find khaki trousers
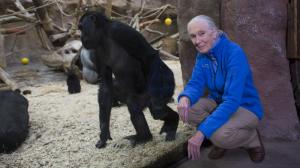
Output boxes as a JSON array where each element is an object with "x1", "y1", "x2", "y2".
[{"x1": 188, "y1": 98, "x2": 260, "y2": 149}]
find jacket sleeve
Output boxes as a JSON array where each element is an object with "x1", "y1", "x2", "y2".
[
  {"x1": 198, "y1": 47, "x2": 250, "y2": 138},
  {"x1": 178, "y1": 56, "x2": 205, "y2": 105}
]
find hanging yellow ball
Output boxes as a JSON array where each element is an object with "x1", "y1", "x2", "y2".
[
  {"x1": 164, "y1": 17, "x2": 172, "y2": 26},
  {"x1": 21, "y1": 57, "x2": 29, "y2": 65}
]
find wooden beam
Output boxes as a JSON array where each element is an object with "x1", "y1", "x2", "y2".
[
  {"x1": 106, "y1": 0, "x2": 112, "y2": 18},
  {"x1": 70, "y1": 0, "x2": 83, "y2": 37},
  {"x1": 6, "y1": 9, "x2": 36, "y2": 23},
  {"x1": 0, "y1": 33, "x2": 6, "y2": 68},
  {"x1": 32, "y1": 0, "x2": 55, "y2": 35},
  {"x1": 0, "y1": 26, "x2": 27, "y2": 34}
]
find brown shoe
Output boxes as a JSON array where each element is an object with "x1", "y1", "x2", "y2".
[
  {"x1": 246, "y1": 130, "x2": 265, "y2": 163},
  {"x1": 208, "y1": 146, "x2": 226, "y2": 160}
]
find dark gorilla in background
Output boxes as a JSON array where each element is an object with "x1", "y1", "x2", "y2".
[
  {"x1": 0, "y1": 90, "x2": 29, "y2": 153},
  {"x1": 76, "y1": 11, "x2": 179, "y2": 148}
]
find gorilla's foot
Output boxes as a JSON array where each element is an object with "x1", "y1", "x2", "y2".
[
  {"x1": 96, "y1": 134, "x2": 112, "y2": 148},
  {"x1": 160, "y1": 115, "x2": 179, "y2": 141},
  {"x1": 95, "y1": 140, "x2": 107, "y2": 148},
  {"x1": 67, "y1": 74, "x2": 81, "y2": 94},
  {"x1": 124, "y1": 134, "x2": 153, "y2": 146},
  {"x1": 160, "y1": 124, "x2": 177, "y2": 141}
]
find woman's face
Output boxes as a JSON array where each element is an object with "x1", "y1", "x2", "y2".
[{"x1": 188, "y1": 20, "x2": 218, "y2": 54}]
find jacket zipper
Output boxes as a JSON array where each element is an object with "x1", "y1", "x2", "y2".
[{"x1": 209, "y1": 55, "x2": 221, "y2": 103}]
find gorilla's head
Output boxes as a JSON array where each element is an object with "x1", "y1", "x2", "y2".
[{"x1": 78, "y1": 11, "x2": 109, "y2": 49}]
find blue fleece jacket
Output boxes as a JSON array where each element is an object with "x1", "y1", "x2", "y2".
[{"x1": 178, "y1": 33, "x2": 263, "y2": 138}]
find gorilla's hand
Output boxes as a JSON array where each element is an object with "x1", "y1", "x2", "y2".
[{"x1": 67, "y1": 74, "x2": 81, "y2": 94}]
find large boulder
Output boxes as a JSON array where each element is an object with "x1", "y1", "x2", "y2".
[{"x1": 221, "y1": 0, "x2": 299, "y2": 140}]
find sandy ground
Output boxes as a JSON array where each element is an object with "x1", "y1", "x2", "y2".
[{"x1": 0, "y1": 60, "x2": 194, "y2": 168}]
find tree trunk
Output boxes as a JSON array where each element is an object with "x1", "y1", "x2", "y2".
[{"x1": 32, "y1": 0, "x2": 55, "y2": 35}]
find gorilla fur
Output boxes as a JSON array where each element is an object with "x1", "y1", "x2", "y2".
[
  {"x1": 0, "y1": 90, "x2": 29, "y2": 153},
  {"x1": 78, "y1": 11, "x2": 179, "y2": 148}
]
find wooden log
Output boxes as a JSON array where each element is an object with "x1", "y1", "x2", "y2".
[
  {"x1": 106, "y1": 0, "x2": 113, "y2": 18},
  {"x1": 70, "y1": 0, "x2": 83, "y2": 37},
  {"x1": 15, "y1": 0, "x2": 31, "y2": 17},
  {"x1": 35, "y1": 25, "x2": 53, "y2": 50},
  {"x1": 6, "y1": 9, "x2": 36, "y2": 23},
  {"x1": 0, "y1": 34, "x2": 6, "y2": 68},
  {"x1": 139, "y1": 19, "x2": 160, "y2": 29},
  {"x1": 0, "y1": 16, "x2": 24, "y2": 24},
  {"x1": 0, "y1": 26, "x2": 27, "y2": 34},
  {"x1": 0, "y1": 67, "x2": 17, "y2": 90},
  {"x1": 32, "y1": 0, "x2": 55, "y2": 35}
]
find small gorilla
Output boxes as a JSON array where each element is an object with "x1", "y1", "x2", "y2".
[
  {"x1": 77, "y1": 11, "x2": 179, "y2": 148},
  {"x1": 0, "y1": 90, "x2": 29, "y2": 153}
]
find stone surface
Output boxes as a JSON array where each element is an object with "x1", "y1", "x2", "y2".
[
  {"x1": 221, "y1": 0, "x2": 299, "y2": 140},
  {"x1": 177, "y1": 0, "x2": 221, "y2": 84},
  {"x1": 176, "y1": 139, "x2": 300, "y2": 168}
]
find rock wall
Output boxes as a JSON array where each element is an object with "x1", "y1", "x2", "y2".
[
  {"x1": 177, "y1": 0, "x2": 299, "y2": 140},
  {"x1": 222, "y1": 0, "x2": 298, "y2": 139},
  {"x1": 177, "y1": 0, "x2": 221, "y2": 84},
  {"x1": 221, "y1": 0, "x2": 299, "y2": 140}
]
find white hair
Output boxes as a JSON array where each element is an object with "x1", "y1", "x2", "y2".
[{"x1": 187, "y1": 15, "x2": 218, "y2": 31}]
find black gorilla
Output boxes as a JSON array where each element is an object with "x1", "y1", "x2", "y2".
[
  {"x1": 67, "y1": 47, "x2": 125, "y2": 107},
  {"x1": 0, "y1": 90, "x2": 29, "y2": 153},
  {"x1": 78, "y1": 11, "x2": 179, "y2": 148}
]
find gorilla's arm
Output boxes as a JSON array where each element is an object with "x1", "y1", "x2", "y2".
[
  {"x1": 80, "y1": 48, "x2": 99, "y2": 84},
  {"x1": 96, "y1": 66, "x2": 113, "y2": 148}
]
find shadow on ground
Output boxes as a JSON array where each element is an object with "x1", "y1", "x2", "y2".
[{"x1": 173, "y1": 139, "x2": 300, "y2": 168}]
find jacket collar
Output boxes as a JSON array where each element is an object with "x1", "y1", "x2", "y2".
[{"x1": 197, "y1": 32, "x2": 228, "y2": 60}]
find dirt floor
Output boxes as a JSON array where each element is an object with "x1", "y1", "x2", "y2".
[{"x1": 0, "y1": 60, "x2": 194, "y2": 168}]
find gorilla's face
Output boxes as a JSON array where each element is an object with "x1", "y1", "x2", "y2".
[
  {"x1": 78, "y1": 14, "x2": 100, "y2": 49},
  {"x1": 78, "y1": 12, "x2": 108, "y2": 49}
]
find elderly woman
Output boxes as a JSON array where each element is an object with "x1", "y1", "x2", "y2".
[{"x1": 177, "y1": 15, "x2": 265, "y2": 163}]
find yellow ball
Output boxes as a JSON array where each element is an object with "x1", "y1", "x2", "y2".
[
  {"x1": 21, "y1": 57, "x2": 29, "y2": 65},
  {"x1": 164, "y1": 17, "x2": 172, "y2": 26}
]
